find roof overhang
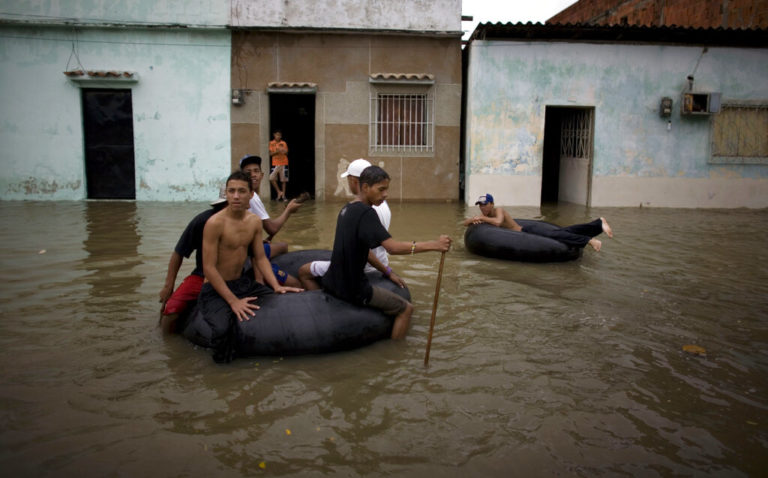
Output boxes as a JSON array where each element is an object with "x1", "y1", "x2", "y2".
[
  {"x1": 468, "y1": 22, "x2": 768, "y2": 48},
  {"x1": 369, "y1": 73, "x2": 435, "y2": 85},
  {"x1": 267, "y1": 82, "x2": 318, "y2": 94}
]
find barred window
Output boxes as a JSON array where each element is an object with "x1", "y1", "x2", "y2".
[
  {"x1": 370, "y1": 91, "x2": 433, "y2": 154},
  {"x1": 560, "y1": 108, "x2": 593, "y2": 159},
  {"x1": 710, "y1": 102, "x2": 768, "y2": 164}
]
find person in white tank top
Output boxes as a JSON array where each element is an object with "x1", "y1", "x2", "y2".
[{"x1": 297, "y1": 158, "x2": 405, "y2": 290}]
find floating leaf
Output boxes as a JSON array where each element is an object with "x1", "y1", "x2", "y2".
[
  {"x1": 285, "y1": 429, "x2": 291, "y2": 436},
  {"x1": 682, "y1": 344, "x2": 707, "y2": 356},
  {"x1": 39, "y1": 249, "x2": 46, "y2": 254},
  {"x1": 259, "y1": 462, "x2": 266, "y2": 469}
]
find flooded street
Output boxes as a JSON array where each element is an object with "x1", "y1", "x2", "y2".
[{"x1": 1, "y1": 199, "x2": 766, "y2": 477}]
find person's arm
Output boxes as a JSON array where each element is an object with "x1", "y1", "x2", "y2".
[
  {"x1": 465, "y1": 207, "x2": 520, "y2": 229},
  {"x1": 381, "y1": 235, "x2": 451, "y2": 255},
  {"x1": 464, "y1": 212, "x2": 499, "y2": 226},
  {"x1": 202, "y1": 218, "x2": 259, "y2": 321},
  {"x1": 262, "y1": 199, "x2": 302, "y2": 237},
  {"x1": 158, "y1": 251, "x2": 183, "y2": 303},
  {"x1": 482, "y1": 208, "x2": 506, "y2": 226},
  {"x1": 366, "y1": 250, "x2": 405, "y2": 288},
  {"x1": 468, "y1": 207, "x2": 505, "y2": 227}
]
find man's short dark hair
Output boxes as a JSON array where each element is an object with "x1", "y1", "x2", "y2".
[
  {"x1": 239, "y1": 155, "x2": 262, "y2": 169},
  {"x1": 227, "y1": 171, "x2": 253, "y2": 191},
  {"x1": 359, "y1": 165, "x2": 390, "y2": 187}
]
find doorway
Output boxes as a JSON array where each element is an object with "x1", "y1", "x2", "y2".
[
  {"x1": 268, "y1": 93, "x2": 316, "y2": 200},
  {"x1": 82, "y1": 88, "x2": 135, "y2": 199},
  {"x1": 541, "y1": 106, "x2": 594, "y2": 206}
]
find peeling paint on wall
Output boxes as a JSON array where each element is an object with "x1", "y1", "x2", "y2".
[
  {"x1": 230, "y1": 0, "x2": 461, "y2": 33},
  {"x1": 334, "y1": 158, "x2": 351, "y2": 197},
  {"x1": 466, "y1": 40, "x2": 768, "y2": 207},
  {"x1": 0, "y1": 25, "x2": 231, "y2": 201}
]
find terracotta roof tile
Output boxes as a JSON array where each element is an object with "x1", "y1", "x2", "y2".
[
  {"x1": 63, "y1": 70, "x2": 135, "y2": 78},
  {"x1": 267, "y1": 82, "x2": 317, "y2": 89},
  {"x1": 370, "y1": 73, "x2": 434, "y2": 81}
]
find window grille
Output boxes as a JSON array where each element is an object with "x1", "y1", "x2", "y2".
[
  {"x1": 710, "y1": 103, "x2": 768, "y2": 164},
  {"x1": 370, "y1": 92, "x2": 433, "y2": 153},
  {"x1": 560, "y1": 109, "x2": 593, "y2": 159}
]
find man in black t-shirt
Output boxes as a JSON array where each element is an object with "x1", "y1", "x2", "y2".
[
  {"x1": 158, "y1": 186, "x2": 228, "y2": 334},
  {"x1": 323, "y1": 166, "x2": 452, "y2": 339}
]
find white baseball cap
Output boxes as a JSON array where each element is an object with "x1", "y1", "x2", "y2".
[
  {"x1": 340, "y1": 158, "x2": 372, "y2": 178},
  {"x1": 210, "y1": 183, "x2": 227, "y2": 206}
]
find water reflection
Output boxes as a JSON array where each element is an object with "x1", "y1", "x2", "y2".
[{"x1": 80, "y1": 201, "x2": 142, "y2": 313}]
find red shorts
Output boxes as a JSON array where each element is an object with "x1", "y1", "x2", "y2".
[{"x1": 163, "y1": 274, "x2": 204, "y2": 315}]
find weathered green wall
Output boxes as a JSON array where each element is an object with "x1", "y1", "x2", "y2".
[
  {"x1": 465, "y1": 40, "x2": 768, "y2": 208},
  {"x1": 0, "y1": 25, "x2": 231, "y2": 200},
  {"x1": 0, "y1": 0, "x2": 228, "y2": 26}
]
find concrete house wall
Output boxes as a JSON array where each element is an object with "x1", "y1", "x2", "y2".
[
  {"x1": 0, "y1": 1, "x2": 231, "y2": 201},
  {"x1": 464, "y1": 29, "x2": 768, "y2": 208},
  {"x1": 229, "y1": 0, "x2": 463, "y2": 202}
]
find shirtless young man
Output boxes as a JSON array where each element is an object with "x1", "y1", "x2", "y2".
[
  {"x1": 464, "y1": 193, "x2": 613, "y2": 251},
  {"x1": 157, "y1": 185, "x2": 228, "y2": 334},
  {"x1": 201, "y1": 171, "x2": 302, "y2": 361}
]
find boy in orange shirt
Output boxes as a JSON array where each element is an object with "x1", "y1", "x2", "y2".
[{"x1": 268, "y1": 130, "x2": 289, "y2": 201}]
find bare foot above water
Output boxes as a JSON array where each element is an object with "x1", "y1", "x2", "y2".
[{"x1": 601, "y1": 217, "x2": 613, "y2": 238}]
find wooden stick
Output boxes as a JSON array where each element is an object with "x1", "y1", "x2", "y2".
[{"x1": 424, "y1": 251, "x2": 447, "y2": 367}]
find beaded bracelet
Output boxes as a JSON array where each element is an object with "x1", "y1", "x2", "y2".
[
  {"x1": 410, "y1": 241, "x2": 416, "y2": 255},
  {"x1": 384, "y1": 266, "x2": 392, "y2": 277}
]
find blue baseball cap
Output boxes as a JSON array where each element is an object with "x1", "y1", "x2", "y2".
[{"x1": 475, "y1": 194, "x2": 494, "y2": 205}]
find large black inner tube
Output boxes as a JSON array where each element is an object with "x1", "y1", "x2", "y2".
[
  {"x1": 179, "y1": 249, "x2": 411, "y2": 356},
  {"x1": 464, "y1": 221, "x2": 582, "y2": 263}
]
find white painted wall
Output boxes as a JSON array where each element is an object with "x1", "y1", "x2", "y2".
[
  {"x1": 231, "y1": 0, "x2": 462, "y2": 33},
  {"x1": 0, "y1": 26, "x2": 231, "y2": 200},
  {"x1": 465, "y1": 40, "x2": 768, "y2": 208},
  {"x1": 0, "y1": 0, "x2": 229, "y2": 27},
  {"x1": 559, "y1": 157, "x2": 589, "y2": 204}
]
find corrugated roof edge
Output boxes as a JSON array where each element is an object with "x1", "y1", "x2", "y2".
[{"x1": 467, "y1": 22, "x2": 768, "y2": 48}]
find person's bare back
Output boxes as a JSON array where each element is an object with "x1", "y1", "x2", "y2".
[
  {"x1": 463, "y1": 200, "x2": 522, "y2": 231},
  {"x1": 497, "y1": 208, "x2": 523, "y2": 231}
]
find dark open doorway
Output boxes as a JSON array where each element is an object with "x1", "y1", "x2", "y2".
[
  {"x1": 268, "y1": 93, "x2": 315, "y2": 200},
  {"x1": 82, "y1": 88, "x2": 135, "y2": 199},
  {"x1": 541, "y1": 106, "x2": 594, "y2": 207}
]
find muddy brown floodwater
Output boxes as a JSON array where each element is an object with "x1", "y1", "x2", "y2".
[{"x1": 0, "y1": 200, "x2": 766, "y2": 477}]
